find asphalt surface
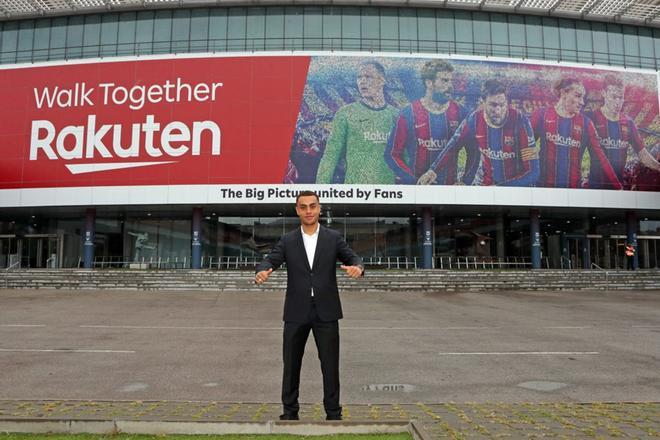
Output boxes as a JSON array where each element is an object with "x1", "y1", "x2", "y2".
[{"x1": 1, "y1": 288, "x2": 659, "y2": 405}]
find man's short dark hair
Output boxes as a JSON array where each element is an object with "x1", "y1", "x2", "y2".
[
  {"x1": 603, "y1": 74, "x2": 624, "y2": 91},
  {"x1": 359, "y1": 60, "x2": 386, "y2": 78},
  {"x1": 481, "y1": 79, "x2": 508, "y2": 100},
  {"x1": 296, "y1": 190, "x2": 320, "y2": 205},
  {"x1": 554, "y1": 77, "x2": 582, "y2": 96},
  {"x1": 420, "y1": 59, "x2": 454, "y2": 83}
]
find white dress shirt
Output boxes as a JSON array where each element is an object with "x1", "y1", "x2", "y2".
[{"x1": 301, "y1": 223, "x2": 320, "y2": 296}]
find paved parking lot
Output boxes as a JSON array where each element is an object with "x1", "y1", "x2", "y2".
[
  {"x1": 1, "y1": 287, "x2": 659, "y2": 437},
  {"x1": 1, "y1": 288, "x2": 659, "y2": 404}
]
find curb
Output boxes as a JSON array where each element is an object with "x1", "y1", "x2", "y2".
[
  {"x1": 408, "y1": 421, "x2": 432, "y2": 440},
  {"x1": 0, "y1": 418, "x2": 424, "y2": 437}
]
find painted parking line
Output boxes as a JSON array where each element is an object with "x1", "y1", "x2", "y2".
[
  {"x1": 438, "y1": 351, "x2": 599, "y2": 356},
  {"x1": 343, "y1": 327, "x2": 498, "y2": 330},
  {"x1": 542, "y1": 326, "x2": 593, "y2": 329},
  {"x1": 80, "y1": 325, "x2": 282, "y2": 330},
  {"x1": 0, "y1": 325, "x2": 47, "y2": 328},
  {"x1": 80, "y1": 325, "x2": 496, "y2": 331},
  {"x1": 0, "y1": 349, "x2": 135, "y2": 353}
]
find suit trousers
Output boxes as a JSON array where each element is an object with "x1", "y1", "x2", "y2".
[{"x1": 281, "y1": 298, "x2": 341, "y2": 417}]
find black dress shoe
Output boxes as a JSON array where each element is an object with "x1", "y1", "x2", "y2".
[
  {"x1": 326, "y1": 414, "x2": 342, "y2": 421},
  {"x1": 279, "y1": 413, "x2": 299, "y2": 420}
]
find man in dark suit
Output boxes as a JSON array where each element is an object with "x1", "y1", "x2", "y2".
[{"x1": 255, "y1": 190, "x2": 364, "y2": 421}]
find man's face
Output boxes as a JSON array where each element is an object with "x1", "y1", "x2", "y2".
[
  {"x1": 484, "y1": 93, "x2": 508, "y2": 126},
  {"x1": 560, "y1": 83, "x2": 585, "y2": 116},
  {"x1": 603, "y1": 85, "x2": 625, "y2": 115},
  {"x1": 426, "y1": 71, "x2": 453, "y2": 97},
  {"x1": 357, "y1": 64, "x2": 385, "y2": 101},
  {"x1": 296, "y1": 195, "x2": 321, "y2": 227}
]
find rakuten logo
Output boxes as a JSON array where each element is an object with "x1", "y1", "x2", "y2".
[
  {"x1": 481, "y1": 149, "x2": 516, "y2": 160},
  {"x1": 545, "y1": 133, "x2": 581, "y2": 149},
  {"x1": 600, "y1": 137, "x2": 629, "y2": 150},
  {"x1": 363, "y1": 131, "x2": 389, "y2": 143},
  {"x1": 417, "y1": 138, "x2": 447, "y2": 151},
  {"x1": 30, "y1": 115, "x2": 221, "y2": 174}
]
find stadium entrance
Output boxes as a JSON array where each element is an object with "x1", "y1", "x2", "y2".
[
  {"x1": 0, "y1": 234, "x2": 62, "y2": 269},
  {"x1": 551, "y1": 235, "x2": 660, "y2": 270},
  {"x1": 639, "y1": 237, "x2": 660, "y2": 269}
]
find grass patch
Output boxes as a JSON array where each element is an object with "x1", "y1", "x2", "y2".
[{"x1": 0, "y1": 434, "x2": 412, "y2": 440}]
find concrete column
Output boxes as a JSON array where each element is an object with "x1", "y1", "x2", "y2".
[
  {"x1": 530, "y1": 209, "x2": 541, "y2": 269},
  {"x1": 421, "y1": 207, "x2": 433, "y2": 269},
  {"x1": 626, "y1": 210, "x2": 638, "y2": 270},
  {"x1": 83, "y1": 208, "x2": 95, "y2": 269},
  {"x1": 192, "y1": 207, "x2": 203, "y2": 269}
]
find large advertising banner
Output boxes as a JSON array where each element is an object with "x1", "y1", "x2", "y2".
[
  {"x1": 0, "y1": 53, "x2": 659, "y2": 208},
  {"x1": 288, "y1": 56, "x2": 660, "y2": 192}
]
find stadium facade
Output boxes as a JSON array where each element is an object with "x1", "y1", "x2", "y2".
[{"x1": 0, "y1": 0, "x2": 659, "y2": 271}]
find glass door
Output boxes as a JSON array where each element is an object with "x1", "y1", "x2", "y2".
[
  {"x1": 567, "y1": 238, "x2": 582, "y2": 269},
  {"x1": 638, "y1": 238, "x2": 659, "y2": 269},
  {"x1": 0, "y1": 235, "x2": 17, "y2": 268},
  {"x1": 20, "y1": 235, "x2": 62, "y2": 268}
]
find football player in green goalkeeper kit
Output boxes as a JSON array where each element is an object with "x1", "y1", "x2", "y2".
[{"x1": 316, "y1": 60, "x2": 399, "y2": 184}]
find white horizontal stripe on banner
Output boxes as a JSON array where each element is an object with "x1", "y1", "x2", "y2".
[{"x1": 65, "y1": 161, "x2": 176, "y2": 174}]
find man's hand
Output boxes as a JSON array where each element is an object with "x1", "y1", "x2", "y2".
[
  {"x1": 340, "y1": 265, "x2": 363, "y2": 279},
  {"x1": 417, "y1": 170, "x2": 437, "y2": 185},
  {"x1": 255, "y1": 268, "x2": 273, "y2": 285}
]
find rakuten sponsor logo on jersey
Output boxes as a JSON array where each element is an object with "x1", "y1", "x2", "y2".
[
  {"x1": 29, "y1": 78, "x2": 223, "y2": 174},
  {"x1": 545, "y1": 133, "x2": 581, "y2": 149},
  {"x1": 417, "y1": 138, "x2": 448, "y2": 151},
  {"x1": 600, "y1": 137, "x2": 630, "y2": 150},
  {"x1": 480, "y1": 149, "x2": 516, "y2": 160},
  {"x1": 363, "y1": 131, "x2": 389, "y2": 144}
]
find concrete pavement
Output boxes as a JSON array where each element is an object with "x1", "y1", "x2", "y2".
[{"x1": 1, "y1": 288, "x2": 659, "y2": 437}]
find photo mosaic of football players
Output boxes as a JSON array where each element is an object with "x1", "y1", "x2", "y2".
[
  {"x1": 531, "y1": 77, "x2": 622, "y2": 189},
  {"x1": 384, "y1": 60, "x2": 469, "y2": 184},
  {"x1": 417, "y1": 79, "x2": 539, "y2": 186},
  {"x1": 285, "y1": 55, "x2": 658, "y2": 191},
  {"x1": 316, "y1": 61, "x2": 399, "y2": 184},
  {"x1": 586, "y1": 74, "x2": 660, "y2": 189}
]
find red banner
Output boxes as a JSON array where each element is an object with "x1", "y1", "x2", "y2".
[{"x1": 0, "y1": 56, "x2": 310, "y2": 189}]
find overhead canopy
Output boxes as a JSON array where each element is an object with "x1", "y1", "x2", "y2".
[{"x1": 0, "y1": 0, "x2": 658, "y2": 28}]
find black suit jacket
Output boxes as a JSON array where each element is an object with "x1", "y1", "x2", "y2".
[{"x1": 256, "y1": 225, "x2": 363, "y2": 322}]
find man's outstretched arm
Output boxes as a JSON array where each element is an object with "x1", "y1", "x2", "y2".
[
  {"x1": 336, "y1": 234, "x2": 364, "y2": 279},
  {"x1": 255, "y1": 236, "x2": 285, "y2": 284}
]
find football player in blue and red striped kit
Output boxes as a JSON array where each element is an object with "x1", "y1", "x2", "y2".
[
  {"x1": 587, "y1": 74, "x2": 660, "y2": 189},
  {"x1": 385, "y1": 60, "x2": 473, "y2": 184},
  {"x1": 530, "y1": 77, "x2": 622, "y2": 189},
  {"x1": 417, "y1": 79, "x2": 539, "y2": 187}
]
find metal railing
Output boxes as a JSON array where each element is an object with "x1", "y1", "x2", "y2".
[
  {"x1": 362, "y1": 256, "x2": 418, "y2": 269},
  {"x1": 433, "y1": 255, "x2": 545, "y2": 270},
  {"x1": 80, "y1": 255, "x2": 192, "y2": 269},
  {"x1": 207, "y1": 256, "x2": 262, "y2": 270},
  {"x1": 3, "y1": 260, "x2": 21, "y2": 288},
  {"x1": 83, "y1": 255, "x2": 261, "y2": 269},
  {"x1": 4, "y1": 260, "x2": 20, "y2": 271},
  {"x1": 69, "y1": 254, "x2": 644, "y2": 271}
]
